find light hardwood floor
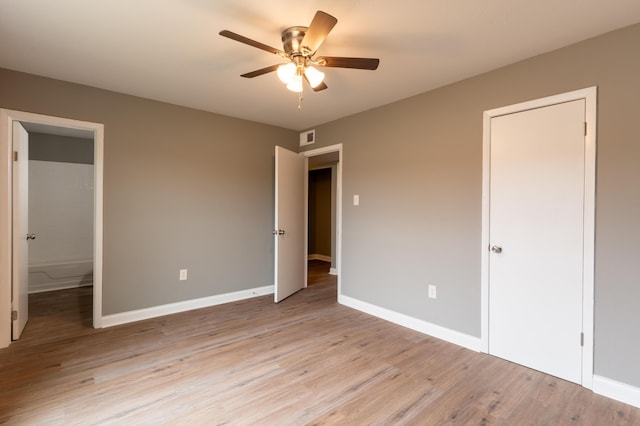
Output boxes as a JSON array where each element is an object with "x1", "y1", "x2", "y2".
[{"x1": 1, "y1": 260, "x2": 638, "y2": 425}]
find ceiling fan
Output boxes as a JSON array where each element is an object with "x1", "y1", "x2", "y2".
[{"x1": 219, "y1": 10, "x2": 380, "y2": 94}]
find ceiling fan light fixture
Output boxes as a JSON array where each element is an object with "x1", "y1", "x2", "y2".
[
  {"x1": 286, "y1": 74, "x2": 303, "y2": 92},
  {"x1": 304, "y1": 65, "x2": 325, "y2": 88},
  {"x1": 277, "y1": 63, "x2": 296, "y2": 84},
  {"x1": 220, "y1": 10, "x2": 379, "y2": 99}
]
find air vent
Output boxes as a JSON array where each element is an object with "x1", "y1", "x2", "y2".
[{"x1": 300, "y1": 129, "x2": 315, "y2": 146}]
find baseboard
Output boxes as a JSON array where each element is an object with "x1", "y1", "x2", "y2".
[
  {"x1": 29, "y1": 260, "x2": 93, "y2": 294},
  {"x1": 338, "y1": 294, "x2": 481, "y2": 352},
  {"x1": 329, "y1": 268, "x2": 337, "y2": 276},
  {"x1": 308, "y1": 254, "x2": 331, "y2": 262},
  {"x1": 593, "y1": 375, "x2": 640, "y2": 408},
  {"x1": 101, "y1": 285, "x2": 274, "y2": 328},
  {"x1": 30, "y1": 282, "x2": 93, "y2": 294}
]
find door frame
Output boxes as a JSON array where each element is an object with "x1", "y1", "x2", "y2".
[
  {"x1": 302, "y1": 144, "x2": 342, "y2": 296},
  {"x1": 0, "y1": 109, "x2": 104, "y2": 348},
  {"x1": 480, "y1": 87, "x2": 597, "y2": 388}
]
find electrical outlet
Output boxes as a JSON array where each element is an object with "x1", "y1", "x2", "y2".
[
  {"x1": 353, "y1": 194, "x2": 360, "y2": 206},
  {"x1": 179, "y1": 269, "x2": 188, "y2": 281},
  {"x1": 428, "y1": 285, "x2": 437, "y2": 299}
]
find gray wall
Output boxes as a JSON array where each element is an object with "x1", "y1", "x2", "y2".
[
  {"x1": 29, "y1": 132, "x2": 94, "y2": 164},
  {"x1": 0, "y1": 67, "x2": 298, "y2": 314},
  {"x1": 303, "y1": 23, "x2": 640, "y2": 388},
  {"x1": 308, "y1": 168, "x2": 332, "y2": 257},
  {"x1": 3, "y1": 22, "x2": 640, "y2": 390}
]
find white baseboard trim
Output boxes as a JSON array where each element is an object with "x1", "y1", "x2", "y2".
[
  {"x1": 593, "y1": 375, "x2": 640, "y2": 408},
  {"x1": 308, "y1": 254, "x2": 331, "y2": 262},
  {"x1": 338, "y1": 294, "x2": 481, "y2": 352},
  {"x1": 29, "y1": 281, "x2": 93, "y2": 294},
  {"x1": 329, "y1": 268, "x2": 337, "y2": 276},
  {"x1": 101, "y1": 285, "x2": 274, "y2": 328}
]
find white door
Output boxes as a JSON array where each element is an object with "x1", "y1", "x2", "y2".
[
  {"x1": 274, "y1": 146, "x2": 307, "y2": 302},
  {"x1": 12, "y1": 121, "x2": 29, "y2": 339},
  {"x1": 488, "y1": 100, "x2": 585, "y2": 384}
]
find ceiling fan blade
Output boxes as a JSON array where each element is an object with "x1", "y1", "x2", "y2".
[
  {"x1": 241, "y1": 64, "x2": 281, "y2": 78},
  {"x1": 304, "y1": 75, "x2": 328, "y2": 92},
  {"x1": 300, "y1": 11, "x2": 338, "y2": 55},
  {"x1": 312, "y1": 81, "x2": 328, "y2": 92},
  {"x1": 316, "y1": 56, "x2": 380, "y2": 70},
  {"x1": 219, "y1": 30, "x2": 286, "y2": 57}
]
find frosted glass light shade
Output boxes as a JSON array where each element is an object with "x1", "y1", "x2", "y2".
[
  {"x1": 304, "y1": 66, "x2": 325, "y2": 88},
  {"x1": 277, "y1": 63, "x2": 296, "y2": 84},
  {"x1": 286, "y1": 74, "x2": 303, "y2": 92}
]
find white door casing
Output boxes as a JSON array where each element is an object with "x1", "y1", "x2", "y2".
[
  {"x1": 0, "y1": 109, "x2": 104, "y2": 348},
  {"x1": 12, "y1": 122, "x2": 29, "y2": 339},
  {"x1": 274, "y1": 146, "x2": 307, "y2": 302},
  {"x1": 481, "y1": 87, "x2": 597, "y2": 388}
]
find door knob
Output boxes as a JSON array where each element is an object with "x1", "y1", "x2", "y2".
[
  {"x1": 491, "y1": 245, "x2": 502, "y2": 253},
  {"x1": 26, "y1": 233, "x2": 36, "y2": 241},
  {"x1": 272, "y1": 229, "x2": 285, "y2": 235}
]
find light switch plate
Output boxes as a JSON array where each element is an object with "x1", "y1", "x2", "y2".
[{"x1": 428, "y1": 285, "x2": 437, "y2": 299}]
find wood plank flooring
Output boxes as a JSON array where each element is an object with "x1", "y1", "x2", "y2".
[{"x1": 0, "y1": 260, "x2": 638, "y2": 425}]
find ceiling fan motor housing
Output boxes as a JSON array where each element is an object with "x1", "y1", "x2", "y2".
[{"x1": 281, "y1": 26, "x2": 309, "y2": 57}]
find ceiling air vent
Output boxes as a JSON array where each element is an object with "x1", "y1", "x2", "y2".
[{"x1": 300, "y1": 129, "x2": 315, "y2": 146}]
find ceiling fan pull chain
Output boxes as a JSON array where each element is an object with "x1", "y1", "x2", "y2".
[{"x1": 298, "y1": 91, "x2": 303, "y2": 110}]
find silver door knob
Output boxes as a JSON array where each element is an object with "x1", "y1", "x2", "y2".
[
  {"x1": 278, "y1": 230, "x2": 285, "y2": 235},
  {"x1": 491, "y1": 245, "x2": 502, "y2": 253},
  {"x1": 26, "y1": 233, "x2": 36, "y2": 241}
]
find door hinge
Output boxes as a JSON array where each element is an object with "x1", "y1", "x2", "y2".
[
  {"x1": 584, "y1": 122, "x2": 587, "y2": 136},
  {"x1": 11, "y1": 310, "x2": 17, "y2": 321},
  {"x1": 13, "y1": 151, "x2": 18, "y2": 162},
  {"x1": 580, "y1": 332, "x2": 584, "y2": 347}
]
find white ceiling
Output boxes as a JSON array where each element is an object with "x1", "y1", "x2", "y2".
[{"x1": 1, "y1": 1, "x2": 640, "y2": 131}]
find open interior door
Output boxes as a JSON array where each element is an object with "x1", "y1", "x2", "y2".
[
  {"x1": 274, "y1": 146, "x2": 307, "y2": 302},
  {"x1": 12, "y1": 121, "x2": 29, "y2": 339}
]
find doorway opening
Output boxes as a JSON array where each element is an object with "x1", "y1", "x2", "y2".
[
  {"x1": 25, "y1": 124, "x2": 95, "y2": 329},
  {"x1": 0, "y1": 109, "x2": 104, "y2": 348},
  {"x1": 303, "y1": 144, "x2": 342, "y2": 298}
]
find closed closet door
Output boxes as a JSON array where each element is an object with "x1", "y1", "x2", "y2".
[{"x1": 488, "y1": 100, "x2": 585, "y2": 384}]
